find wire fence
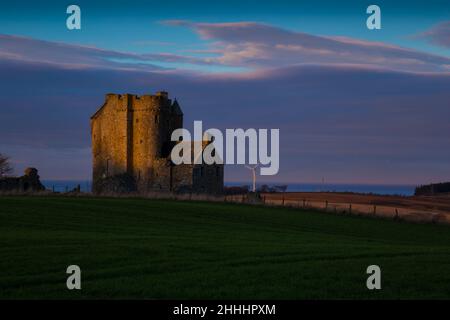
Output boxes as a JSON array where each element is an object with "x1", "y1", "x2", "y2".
[
  {"x1": 42, "y1": 181, "x2": 92, "y2": 193},
  {"x1": 224, "y1": 193, "x2": 449, "y2": 225}
]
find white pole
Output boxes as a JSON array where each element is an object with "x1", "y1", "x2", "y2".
[
  {"x1": 246, "y1": 165, "x2": 258, "y2": 193},
  {"x1": 252, "y1": 168, "x2": 256, "y2": 192}
]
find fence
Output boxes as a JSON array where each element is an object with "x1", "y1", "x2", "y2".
[
  {"x1": 43, "y1": 181, "x2": 91, "y2": 193},
  {"x1": 1, "y1": 188, "x2": 448, "y2": 225},
  {"x1": 224, "y1": 193, "x2": 449, "y2": 225}
]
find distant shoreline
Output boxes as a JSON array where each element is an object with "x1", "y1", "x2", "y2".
[
  {"x1": 226, "y1": 182, "x2": 416, "y2": 196},
  {"x1": 42, "y1": 180, "x2": 416, "y2": 196}
]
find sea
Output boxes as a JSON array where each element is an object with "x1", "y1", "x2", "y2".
[{"x1": 42, "y1": 180, "x2": 416, "y2": 196}]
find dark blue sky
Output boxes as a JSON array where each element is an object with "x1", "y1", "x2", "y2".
[{"x1": 0, "y1": 1, "x2": 449, "y2": 184}]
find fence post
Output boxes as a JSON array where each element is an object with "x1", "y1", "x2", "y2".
[
  {"x1": 373, "y1": 205, "x2": 377, "y2": 216},
  {"x1": 325, "y1": 200, "x2": 328, "y2": 210},
  {"x1": 394, "y1": 208, "x2": 399, "y2": 220},
  {"x1": 303, "y1": 199, "x2": 306, "y2": 208},
  {"x1": 349, "y1": 204, "x2": 352, "y2": 214}
]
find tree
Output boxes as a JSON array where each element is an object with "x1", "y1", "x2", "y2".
[{"x1": 0, "y1": 153, "x2": 13, "y2": 177}]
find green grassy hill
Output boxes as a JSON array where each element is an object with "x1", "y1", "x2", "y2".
[{"x1": 0, "y1": 196, "x2": 449, "y2": 299}]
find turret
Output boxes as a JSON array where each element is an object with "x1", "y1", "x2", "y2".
[{"x1": 171, "y1": 99, "x2": 183, "y2": 129}]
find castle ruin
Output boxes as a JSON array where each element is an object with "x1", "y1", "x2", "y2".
[
  {"x1": 90, "y1": 91, "x2": 223, "y2": 194},
  {"x1": 0, "y1": 168, "x2": 45, "y2": 192}
]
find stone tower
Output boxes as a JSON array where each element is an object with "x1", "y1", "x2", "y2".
[{"x1": 91, "y1": 91, "x2": 223, "y2": 194}]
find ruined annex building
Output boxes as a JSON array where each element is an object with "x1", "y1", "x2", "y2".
[{"x1": 91, "y1": 91, "x2": 223, "y2": 194}]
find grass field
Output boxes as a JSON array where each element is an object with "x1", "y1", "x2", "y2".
[{"x1": 0, "y1": 196, "x2": 450, "y2": 299}]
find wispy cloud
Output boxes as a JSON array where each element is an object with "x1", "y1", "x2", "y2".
[
  {"x1": 162, "y1": 20, "x2": 450, "y2": 72},
  {"x1": 414, "y1": 21, "x2": 450, "y2": 48},
  {"x1": 0, "y1": 34, "x2": 239, "y2": 73},
  {"x1": 0, "y1": 34, "x2": 167, "y2": 71},
  {"x1": 3, "y1": 20, "x2": 450, "y2": 74}
]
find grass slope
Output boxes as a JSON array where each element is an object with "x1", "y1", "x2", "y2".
[{"x1": 0, "y1": 196, "x2": 449, "y2": 299}]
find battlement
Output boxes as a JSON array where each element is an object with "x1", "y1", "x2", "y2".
[
  {"x1": 105, "y1": 91, "x2": 170, "y2": 102},
  {"x1": 92, "y1": 91, "x2": 177, "y2": 120}
]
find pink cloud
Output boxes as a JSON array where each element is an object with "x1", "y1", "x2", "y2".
[
  {"x1": 162, "y1": 20, "x2": 450, "y2": 72},
  {"x1": 414, "y1": 21, "x2": 450, "y2": 48},
  {"x1": 0, "y1": 34, "x2": 167, "y2": 71}
]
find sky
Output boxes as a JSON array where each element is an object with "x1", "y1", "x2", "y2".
[{"x1": 0, "y1": 0, "x2": 449, "y2": 185}]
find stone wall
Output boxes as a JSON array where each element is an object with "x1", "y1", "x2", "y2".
[
  {"x1": 172, "y1": 164, "x2": 194, "y2": 192},
  {"x1": 0, "y1": 168, "x2": 45, "y2": 192},
  {"x1": 192, "y1": 164, "x2": 224, "y2": 194}
]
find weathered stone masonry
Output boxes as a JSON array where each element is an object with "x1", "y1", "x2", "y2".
[
  {"x1": 0, "y1": 168, "x2": 45, "y2": 192},
  {"x1": 91, "y1": 91, "x2": 223, "y2": 194}
]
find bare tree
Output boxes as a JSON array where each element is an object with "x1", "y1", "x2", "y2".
[{"x1": 0, "y1": 153, "x2": 13, "y2": 177}]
